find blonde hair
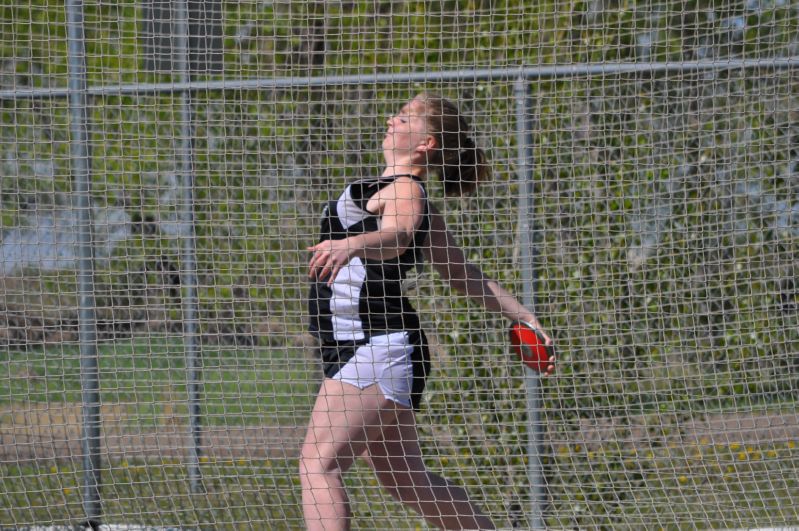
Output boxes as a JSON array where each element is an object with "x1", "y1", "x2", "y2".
[{"x1": 415, "y1": 92, "x2": 491, "y2": 197}]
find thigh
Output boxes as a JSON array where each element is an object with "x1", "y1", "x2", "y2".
[
  {"x1": 302, "y1": 378, "x2": 402, "y2": 474},
  {"x1": 364, "y1": 408, "x2": 429, "y2": 482}
]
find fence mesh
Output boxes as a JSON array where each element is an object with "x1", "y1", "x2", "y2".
[{"x1": 1, "y1": 1, "x2": 798, "y2": 529}]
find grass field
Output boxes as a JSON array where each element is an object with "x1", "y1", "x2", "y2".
[
  {"x1": 2, "y1": 337, "x2": 798, "y2": 529},
  {"x1": 0, "y1": 457, "x2": 426, "y2": 529},
  {"x1": 1, "y1": 336, "x2": 319, "y2": 427},
  {"x1": 2, "y1": 440, "x2": 797, "y2": 529}
]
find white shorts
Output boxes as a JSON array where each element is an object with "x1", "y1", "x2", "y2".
[{"x1": 319, "y1": 330, "x2": 430, "y2": 410}]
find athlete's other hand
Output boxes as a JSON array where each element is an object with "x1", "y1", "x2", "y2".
[{"x1": 307, "y1": 239, "x2": 354, "y2": 285}]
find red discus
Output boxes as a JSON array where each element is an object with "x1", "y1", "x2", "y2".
[{"x1": 509, "y1": 321, "x2": 555, "y2": 373}]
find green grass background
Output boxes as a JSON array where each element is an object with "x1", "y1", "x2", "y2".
[{"x1": 2, "y1": 337, "x2": 316, "y2": 425}]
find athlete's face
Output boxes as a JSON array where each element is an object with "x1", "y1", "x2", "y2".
[{"x1": 383, "y1": 99, "x2": 434, "y2": 162}]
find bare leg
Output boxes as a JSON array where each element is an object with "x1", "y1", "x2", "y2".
[
  {"x1": 299, "y1": 379, "x2": 401, "y2": 531},
  {"x1": 363, "y1": 408, "x2": 495, "y2": 530}
]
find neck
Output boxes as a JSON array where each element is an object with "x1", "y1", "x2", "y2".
[{"x1": 382, "y1": 162, "x2": 426, "y2": 179}]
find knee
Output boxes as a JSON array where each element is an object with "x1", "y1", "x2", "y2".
[{"x1": 299, "y1": 444, "x2": 323, "y2": 475}]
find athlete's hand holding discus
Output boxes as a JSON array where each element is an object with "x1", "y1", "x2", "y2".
[{"x1": 509, "y1": 317, "x2": 556, "y2": 375}]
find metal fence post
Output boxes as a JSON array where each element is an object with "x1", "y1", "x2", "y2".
[
  {"x1": 65, "y1": 0, "x2": 101, "y2": 525},
  {"x1": 515, "y1": 76, "x2": 546, "y2": 529},
  {"x1": 174, "y1": 0, "x2": 203, "y2": 494}
]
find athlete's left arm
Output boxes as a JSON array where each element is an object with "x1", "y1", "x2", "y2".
[
  {"x1": 307, "y1": 178, "x2": 425, "y2": 284},
  {"x1": 422, "y1": 204, "x2": 551, "y2": 342}
]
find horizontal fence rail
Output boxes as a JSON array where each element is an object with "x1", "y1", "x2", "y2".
[{"x1": 2, "y1": 58, "x2": 799, "y2": 101}]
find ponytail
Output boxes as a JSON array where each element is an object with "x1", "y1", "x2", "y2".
[
  {"x1": 416, "y1": 93, "x2": 492, "y2": 197},
  {"x1": 440, "y1": 136, "x2": 491, "y2": 197}
]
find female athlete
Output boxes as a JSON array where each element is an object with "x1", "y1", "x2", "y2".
[{"x1": 301, "y1": 93, "x2": 555, "y2": 530}]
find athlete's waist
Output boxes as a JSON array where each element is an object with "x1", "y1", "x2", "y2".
[{"x1": 314, "y1": 323, "x2": 424, "y2": 348}]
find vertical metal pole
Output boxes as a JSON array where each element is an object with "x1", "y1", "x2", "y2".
[
  {"x1": 515, "y1": 77, "x2": 545, "y2": 529},
  {"x1": 174, "y1": 0, "x2": 203, "y2": 493},
  {"x1": 66, "y1": 0, "x2": 101, "y2": 525}
]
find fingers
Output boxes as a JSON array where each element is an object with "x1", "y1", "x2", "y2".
[
  {"x1": 309, "y1": 253, "x2": 334, "y2": 284},
  {"x1": 539, "y1": 331, "x2": 556, "y2": 375},
  {"x1": 318, "y1": 262, "x2": 333, "y2": 283},
  {"x1": 307, "y1": 244, "x2": 346, "y2": 285},
  {"x1": 542, "y1": 354, "x2": 556, "y2": 376},
  {"x1": 307, "y1": 246, "x2": 326, "y2": 281},
  {"x1": 319, "y1": 261, "x2": 340, "y2": 286},
  {"x1": 307, "y1": 246, "x2": 326, "y2": 279},
  {"x1": 307, "y1": 243, "x2": 334, "y2": 279},
  {"x1": 540, "y1": 331, "x2": 553, "y2": 346}
]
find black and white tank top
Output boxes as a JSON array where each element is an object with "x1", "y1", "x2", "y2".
[{"x1": 308, "y1": 174, "x2": 430, "y2": 344}]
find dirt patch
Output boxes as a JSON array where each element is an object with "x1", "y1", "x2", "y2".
[
  {"x1": 3, "y1": 401, "x2": 798, "y2": 464},
  {"x1": 545, "y1": 409, "x2": 799, "y2": 452}
]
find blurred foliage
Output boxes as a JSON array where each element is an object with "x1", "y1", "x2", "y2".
[{"x1": 1, "y1": 0, "x2": 798, "y2": 528}]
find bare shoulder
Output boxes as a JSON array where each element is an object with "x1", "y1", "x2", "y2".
[
  {"x1": 387, "y1": 175, "x2": 426, "y2": 199},
  {"x1": 367, "y1": 175, "x2": 426, "y2": 214}
]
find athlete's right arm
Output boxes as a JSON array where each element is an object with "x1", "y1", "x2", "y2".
[
  {"x1": 349, "y1": 177, "x2": 426, "y2": 261},
  {"x1": 307, "y1": 178, "x2": 425, "y2": 284}
]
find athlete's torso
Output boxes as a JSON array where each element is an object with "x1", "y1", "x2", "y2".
[{"x1": 308, "y1": 174, "x2": 430, "y2": 344}]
